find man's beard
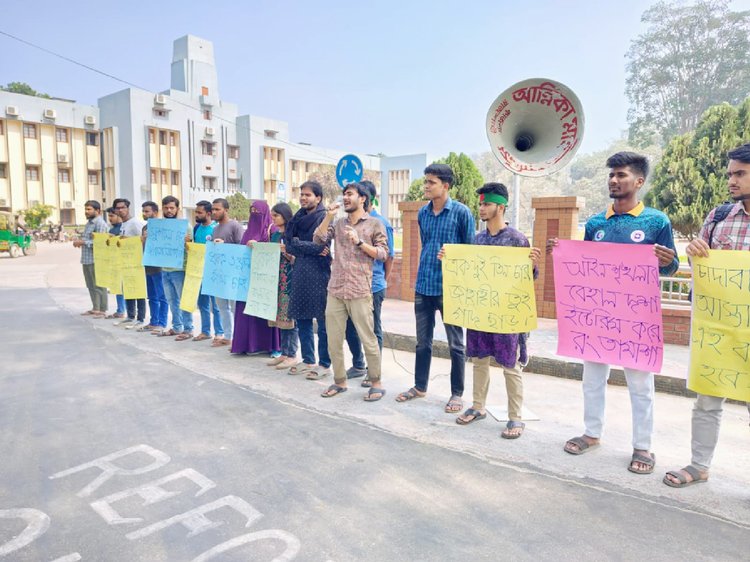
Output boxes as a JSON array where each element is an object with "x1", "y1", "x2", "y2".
[{"x1": 609, "y1": 192, "x2": 627, "y2": 200}]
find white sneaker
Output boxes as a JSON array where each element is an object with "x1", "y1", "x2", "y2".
[
  {"x1": 126, "y1": 320, "x2": 144, "y2": 330},
  {"x1": 114, "y1": 318, "x2": 134, "y2": 327}
]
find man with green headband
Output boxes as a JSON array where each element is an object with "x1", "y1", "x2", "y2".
[{"x1": 444, "y1": 182, "x2": 541, "y2": 438}]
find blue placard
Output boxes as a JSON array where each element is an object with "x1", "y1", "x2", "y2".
[
  {"x1": 200, "y1": 242, "x2": 252, "y2": 301},
  {"x1": 142, "y1": 218, "x2": 189, "y2": 268},
  {"x1": 335, "y1": 154, "x2": 364, "y2": 188}
]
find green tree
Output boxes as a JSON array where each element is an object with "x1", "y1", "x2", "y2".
[
  {"x1": 626, "y1": 0, "x2": 750, "y2": 145},
  {"x1": 405, "y1": 178, "x2": 424, "y2": 201},
  {"x1": 1, "y1": 81, "x2": 51, "y2": 98},
  {"x1": 646, "y1": 102, "x2": 742, "y2": 238},
  {"x1": 226, "y1": 192, "x2": 250, "y2": 221},
  {"x1": 20, "y1": 203, "x2": 55, "y2": 229},
  {"x1": 440, "y1": 152, "x2": 483, "y2": 219}
]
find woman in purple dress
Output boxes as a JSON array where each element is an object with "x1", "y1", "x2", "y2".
[{"x1": 231, "y1": 200, "x2": 281, "y2": 355}]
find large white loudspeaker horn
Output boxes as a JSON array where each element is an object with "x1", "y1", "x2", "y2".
[{"x1": 486, "y1": 78, "x2": 584, "y2": 225}]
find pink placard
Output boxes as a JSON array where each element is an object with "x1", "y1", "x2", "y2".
[{"x1": 552, "y1": 240, "x2": 664, "y2": 372}]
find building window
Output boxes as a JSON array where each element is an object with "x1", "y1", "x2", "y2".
[
  {"x1": 150, "y1": 169, "x2": 157, "y2": 184},
  {"x1": 0, "y1": 163, "x2": 5, "y2": 178},
  {"x1": 305, "y1": 162, "x2": 310, "y2": 172},
  {"x1": 160, "y1": 170, "x2": 168, "y2": 184},
  {"x1": 202, "y1": 176, "x2": 216, "y2": 190},
  {"x1": 88, "y1": 171, "x2": 99, "y2": 185},
  {"x1": 55, "y1": 128, "x2": 68, "y2": 143},
  {"x1": 86, "y1": 132, "x2": 99, "y2": 146},
  {"x1": 171, "y1": 171, "x2": 179, "y2": 185},
  {"x1": 228, "y1": 145, "x2": 239, "y2": 159},
  {"x1": 203, "y1": 109, "x2": 211, "y2": 120},
  {"x1": 201, "y1": 86, "x2": 209, "y2": 96},
  {"x1": 201, "y1": 141, "x2": 216, "y2": 156},
  {"x1": 26, "y1": 166, "x2": 39, "y2": 181},
  {"x1": 291, "y1": 161, "x2": 297, "y2": 171},
  {"x1": 0, "y1": 120, "x2": 4, "y2": 135},
  {"x1": 23, "y1": 123, "x2": 37, "y2": 139},
  {"x1": 154, "y1": 109, "x2": 167, "y2": 118},
  {"x1": 169, "y1": 132, "x2": 176, "y2": 146},
  {"x1": 264, "y1": 130, "x2": 277, "y2": 139},
  {"x1": 158, "y1": 131, "x2": 167, "y2": 145},
  {"x1": 227, "y1": 178, "x2": 238, "y2": 190},
  {"x1": 148, "y1": 129, "x2": 155, "y2": 144},
  {"x1": 58, "y1": 168, "x2": 70, "y2": 183}
]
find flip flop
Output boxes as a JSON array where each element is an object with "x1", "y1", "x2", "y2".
[
  {"x1": 456, "y1": 408, "x2": 487, "y2": 425},
  {"x1": 444, "y1": 396, "x2": 463, "y2": 414},
  {"x1": 663, "y1": 466, "x2": 708, "y2": 488},
  {"x1": 276, "y1": 358, "x2": 298, "y2": 370},
  {"x1": 628, "y1": 452, "x2": 656, "y2": 475},
  {"x1": 288, "y1": 362, "x2": 314, "y2": 376},
  {"x1": 395, "y1": 387, "x2": 424, "y2": 402},
  {"x1": 175, "y1": 332, "x2": 194, "y2": 341},
  {"x1": 192, "y1": 333, "x2": 212, "y2": 341},
  {"x1": 501, "y1": 420, "x2": 526, "y2": 439},
  {"x1": 361, "y1": 378, "x2": 373, "y2": 388},
  {"x1": 321, "y1": 384, "x2": 348, "y2": 398},
  {"x1": 267, "y1": 355, "x2": 285, "y2": 366},
  {"x1": 364, "y1": 387, "x2": 386, "y2": 402},
  {"x1": 564, "y1": 436, "x2": 600, "y2": 455},
  {"x1": 306, "y1": 367, "x2": 331, "y2": 380},
  {"x1": 157, "y1": 329, "x2": 179, "y2": 337}
]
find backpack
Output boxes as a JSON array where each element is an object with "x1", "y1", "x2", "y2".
[{"x1": 687, "y1": 202, "x2": 734, "y2": 301}]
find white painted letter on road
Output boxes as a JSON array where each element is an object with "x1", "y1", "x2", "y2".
[{"x1": 0, "y1": 508, "x2": 50, "y2": 557}]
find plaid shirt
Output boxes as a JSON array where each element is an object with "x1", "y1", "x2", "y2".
[
  {"x1": 415, "y1": 198, "x2": 475, "y2": 296},
  {"x1": 314, "y1": 213, "x2": 387, "y2": 300},
  {"x1": 700, "y1": 202, "x2": 750, "y2": 250},
  {"x1": 81, "y1": 215, "x2": 108, "y2": 265}
]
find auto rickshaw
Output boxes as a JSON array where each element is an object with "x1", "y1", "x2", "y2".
[{"x1": 0, "y1": 211, "x2": 37, "y2": 257}]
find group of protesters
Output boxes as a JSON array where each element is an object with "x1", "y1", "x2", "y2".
[{"x1": 76, "y1": 146, "x2": 750, "y2": 489}]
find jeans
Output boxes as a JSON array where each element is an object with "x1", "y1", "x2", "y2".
[
  {"x1": 215, "y1": 298, "x2": 235, "y2": 339},
  {"x1": 582, "y1": 360, "x2": 654, "y2": 450},
  {"x1": 326, "y1": 294, "x2": 381, "y2": 385},
  {"x1": 414, "y1": 292, "x2": 465, "y2": 396},
  {"x1": 162, "y1": 270, "x2": 193, "y2": 333},
  {"x1": 115, "y1": 294, "x2": 126, "y2": 315},
  {"x1": 346, "y1": 288, "x2": 385, "y2": 370},
  {"x1": 126, "y1": 299, "x2": 146, "y2": 322},
  {"x1": 297, "y1": 317, "x2": 330, "y2": 368},
  {"x1": 197, "y1": 293, "x2": 223, "y2": 336},
  {"x1": 280, "y1": 326, "x2": 299, "y2": 357},
  {"x1": 146, "y1": 272, "x2": 168, "y2": 327}
]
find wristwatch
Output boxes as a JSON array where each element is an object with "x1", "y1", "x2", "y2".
[{"x1": 356, "y1": 240, "x2": 364, "y2": 247}]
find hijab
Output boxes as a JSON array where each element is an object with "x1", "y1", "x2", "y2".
[{"x1": 241, "y1": 200, "x2": 277, "y2": 245}]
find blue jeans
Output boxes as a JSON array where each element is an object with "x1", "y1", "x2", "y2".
[
  {"x1": 297, "y1": 317, "x2": 330, "y2": 368},
  {"x1": 280, "y1": 326, "x2": 299, "y2": 357},
  {"x1": 115, "y1": 294, "x2": 126, "y2": 315},
  {"x1": 197, "y1": 293, "x2": 223, "y2": 336},
  {"x1": 162, "y1": 270, "x2": 193, "y2": 333},
  {"x1": 126, "y1": 299, "x2": 146, "y2": 322},
  {"x1": 346, "y1": 288, "x2": 386, "y2": 369},
  {"x1": 414, "y1": 292, "x2": 465, "y2": 396},
  {"x1": 146, "y1": 272, "x2": 168, "y2": 328},
  {"x1": 215, "y1": 298, "x2": 235, "y2": 339}
]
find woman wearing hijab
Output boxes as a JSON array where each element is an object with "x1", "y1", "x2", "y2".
[{"x1": 231, "y1": 200, "x2": 281, "y2": 355}]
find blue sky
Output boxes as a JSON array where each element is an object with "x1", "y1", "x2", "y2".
[{"x1": 3, "y1": 0, "x2": 750, "y2": 159}]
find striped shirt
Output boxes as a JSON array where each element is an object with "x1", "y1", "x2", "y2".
[
  {"x1": 700, "y1": 202, "x2": 750, "y2": 250},
  {"x1": 415, "y1": 198, "x2": 475, "y2": 296},
  {"x1": 81, "y1": 215, "x2": 108, "y2": 265}
]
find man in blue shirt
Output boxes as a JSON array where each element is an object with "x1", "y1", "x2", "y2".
[
  {"x1": 193, "y1": 200, "x2": 223, "y2": 342},
  {"x1": 549, "y1": 151, "x2": 678, "y2": 475},
  {"x1": 396, "y1": 164, "x2": 476, "y2": 413},
  {"x1": 344, "y1": 180, "x2": 395, "y2": 383}
]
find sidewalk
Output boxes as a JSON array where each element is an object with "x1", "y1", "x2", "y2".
[{"x1": 381, "y1": 298, "x2": 694, "y2": 397}]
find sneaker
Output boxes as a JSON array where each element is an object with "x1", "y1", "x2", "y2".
[
  {"x1": 270, "y1": 351, "x2": 282, "y2": 359},
  {"x1": 126, "y1": 320, "x2": 144, "y2": 330},
  {"x1": 114, "y1": 318, "x2": 135, "y2": 327}
]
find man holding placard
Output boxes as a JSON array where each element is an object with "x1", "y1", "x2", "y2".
[
  {"x1": 664, "y1": 144, "x2": 750, "y2": 488},
  {"x1": 192, "y1": 200, "x2": 223, "y2": 342},
  {"x1": 112, "y1": 198, "x2": 146, "y2": 329},
  {"x1": 74, "y1": 200, "x2": 109, "y2": 317},
  {"x1": 448, "y1": 183, "x2": 541, "y2": 438},
  {"x1": 548, "y1": 152, "x2": 678, "y2": 474},
  {"x1": 138, "y1": 201, "x2": 168, "y2": 333}
]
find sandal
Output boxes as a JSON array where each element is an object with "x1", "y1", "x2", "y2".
[
  {"x1": 288, "y1": 362, "x2": 315, "y2": 376},
  {"x1": 395, "y1": 387, "x2": 425, "y2": 402},
  {"x1": 267, "y1": 355, "x2": 286, "y2": 366},
  {"x1": 192, "y1": 333, "x2": 212, "y2": 341},
  {"x1": 175, "y1": 332, "x2": 193, "y2": 341},
  {"x1": 320, "y1": 384, "x2": 348, "y2": 398},
  {"x1": 157, "y1": 329, "x2": 179, "y2": 337},
  {"x1": 276, "y1": 357, "x2": 298, "y2": 370},
  {"x1": 306, "y1": 367, "x2": 331, "y2": 380},
  {"x1": 456, "y1": 408, "x2": 486, "y2": 425},
  {"x1": 211, "y1": 338, "x2": 230, "y2": 347},
  {"x1": 501, "y1": 420, "x2": 525, "y2": 439},
  {"x1": 364, "y1": 387, "x2": 386, "y2": 402},
  {"x1": 663, "y1": 465, "x2": 708, "y2": 488},
  {"x1": 361, "y1": 377, "x2": 373, "y2": 388},
  {"x1": 628, "y1": 452, "x2": 656, "y2": 475},
  {"x1": 444, "y1": 396, "x2": 463, "y2": 414},
  {"x1": 564, "y1": 436, "x2": 600, "y2": 455}
]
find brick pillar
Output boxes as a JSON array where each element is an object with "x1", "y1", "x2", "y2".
[
  {"x1": 398, "y1": 200, "x2": 428, "y2": 302},
  {"x1": 532, "y1": 196, "x2": 585, "y2": 318}
]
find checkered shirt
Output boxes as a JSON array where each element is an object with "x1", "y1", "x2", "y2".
[
  {"x1": 81, "y1": 215, "x2": 109, "y2": 265},
  {"x1": 700, "y1": 202, "x2": 750, "y2": 250}
]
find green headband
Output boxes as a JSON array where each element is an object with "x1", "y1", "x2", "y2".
[{"x1": 480, "y1": 193, "x2": 508, "y2": 205}]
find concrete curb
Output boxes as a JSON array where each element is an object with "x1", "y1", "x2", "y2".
[{"x1": 383, "y1": 330, "x2": 742, "y2": 404}]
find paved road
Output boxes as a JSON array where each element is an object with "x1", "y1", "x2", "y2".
[{"x1": 1, "y1": 246, "x2": 749, "y2": 561}]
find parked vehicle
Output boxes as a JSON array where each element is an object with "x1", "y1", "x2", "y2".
[{"x1": 0, "y1": 211, "x2": 37, "y2": 257}]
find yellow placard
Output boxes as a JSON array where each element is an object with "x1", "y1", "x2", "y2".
[
  {"x1": 689, "y1": 251, "x2": 750, "y2": 401},
  {"x1": 118, "y1": 237, "x2": 147, "y2": 299},
  {"x1": 442, "y1": 244, "x2": 537, "y2": 333},
  {"x1": 93, "y1": 233, "x2": 112, "y2": 289},
  {"x1": 180, "y1": 242, "x2": 206, "y2": 313}
]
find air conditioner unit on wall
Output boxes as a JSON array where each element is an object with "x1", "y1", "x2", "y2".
[
  {"x1": 205, "y1": 127, "x2": 214, "y2": 136},
  {"x1": 57, "y1": 154, "x2": 68, "y2": 164},
  {"x1": 63, "y1": 200, "x2": 74, "y2": 209},
  {"x1": 5, "y1": 106, "x2": 18, "y2": 116},
  {"x1": 0, "y1": 199, "x2": 7, "y2": 207},
  {"x1": 44, "y1": 109, "x2": 57, "y2": 120},
  {"x1": 84, "y1": 115, "x2": 96, "y2": 126},
  {"x1": 154, "y1": 94, "x2": 166, "y2": 105}
]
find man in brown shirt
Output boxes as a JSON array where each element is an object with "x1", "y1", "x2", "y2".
[{"x1": 314, "y1": 182, "x2": 388, "y2": 401}]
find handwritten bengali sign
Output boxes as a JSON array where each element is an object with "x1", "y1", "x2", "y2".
[
  {"x1": 118, "y1": 237, "x2": 147, "y2": 299},
  {"x1": 688, "y1": 251, "x2": 750, "y2": 401},
  {"x1": 201, "y1": 242, "x2": 251, "y2": 302},
  {"x1": 142, "y1": 218, "x2": 188, "y2": 268},
  {"x1": 245, "y1": 243, "x2": 281, "y2": 321},
  {"x1": 553, "y1": 240, "x2": 663, "y2": 372},
  {"x1": 180, "y1": 243, "x2": 206, "y2": 313},
  {"x1": 442, "y1": 244, "x2": 537, "y2": 333},
  {"x1": 93, "y1": 233, "x2": 113, "y2": 290}
]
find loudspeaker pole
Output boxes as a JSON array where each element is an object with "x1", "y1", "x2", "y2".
[{"x1": 512, "y1": 174, "x2": 520, "y2": 228}]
